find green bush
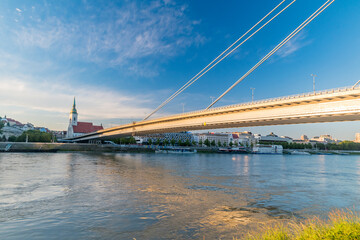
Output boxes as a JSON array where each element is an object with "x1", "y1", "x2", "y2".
[
  {"x1": 16, "y1": 130, "x2": 53, "y2": 142},
  {"x1": 246, "y1": 210, "x2": 360, "y2": 240},
  {"x1": 8, "y1": 136, "x2": 17, "y2": 142}
]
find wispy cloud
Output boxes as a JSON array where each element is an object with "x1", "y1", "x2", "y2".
[
  {"x1": 13, "y1": 0, "x2": 205, "y2": 76},
  {"x1": 0, "y1": 76, "x2": 158, "y2": 130},
  {"x1": 276, "y1": 31, "x2": 312, "y2": 58}
]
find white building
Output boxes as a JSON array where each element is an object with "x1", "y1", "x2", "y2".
[
  {"x1": 232, "y1": 131, "x2": 256, "y2": 147},
  {"x1": 311, "y1": 134, "x2": 338, "y2": 144},
  {"x1": 66, "y1": 98, "x2": 103, "y2": 138},
  {"x1": 257, "y1": 132, "x2": 293, "y2": 143},
  {"x1": 355, "y1": 133, "x2": 360, "y2": 143},
  {"x1": 194, "y1": 132, "x2": 233, "y2": 146},
  {"x1": 0, "y1": 116, "x2": 35, "y2": 140}
]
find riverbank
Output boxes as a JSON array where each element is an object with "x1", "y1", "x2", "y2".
[
  {"x1": 1, "y1": 142, "x2": 360, "y2": 154},
  {"x1": 0, "y1": 142, "x2": 218, "y2": 153},
  {"x1": 0, "y1": 142, "x2": 153, "y2": 152}
]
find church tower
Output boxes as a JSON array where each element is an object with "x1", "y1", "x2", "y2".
[{"x1": 69, "y1": 97, "x2": 78, "y2": 126}]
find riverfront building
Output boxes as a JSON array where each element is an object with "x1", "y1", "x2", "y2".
[
  {"x1": 193, "y1": 132, "x2": 233, "y2": 146},
  {"x1": 135, "y1": 132, "x2": 194, "y2": 144},
  {"x1": 0, "y1": 116, "x2": 36, "y2": 140},
  {"x1": 310, "y1": 134, "x2": 338, "y2": 144},
  {"x1": 232, "y1": 131, "x2": 257, "y2": 147},
  {"x1": 355, "y1": 133, "x2": 360, "y2": 143},
  {"x1": 257, "y1": 132, "x2": 293, "y2": 143},
  {"x1": 66, "y1": 98, "x2": 103, "y2": 138}
]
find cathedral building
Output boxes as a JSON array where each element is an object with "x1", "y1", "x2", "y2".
[{"x1": 66, "y1": 98, "x2": 103, "y2": 138}]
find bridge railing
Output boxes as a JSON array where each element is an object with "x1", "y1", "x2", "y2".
[{"x1": 157, "y1": 85, "x2": 360, "y2": 120}]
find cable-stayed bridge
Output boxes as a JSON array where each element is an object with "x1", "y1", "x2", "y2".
[
  {"x1": 66, "y1": 0, "x2": 346, "y2": 142},
  {"x1": 69, "y1": 86, "x2": 360, "y2": 142}
]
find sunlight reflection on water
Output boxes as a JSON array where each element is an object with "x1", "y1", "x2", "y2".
[{"x1": 0, "y1": 152, "x2": 359, "y2": 239}]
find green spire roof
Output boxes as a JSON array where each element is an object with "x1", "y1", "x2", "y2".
[{"x1": 71, "y1": 97, "x2": 77, "y2": 114}]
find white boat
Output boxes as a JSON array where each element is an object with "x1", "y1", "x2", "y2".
[
  {"x1": 155, "y1": 148, "x2": 197, "y2": 154},
  {"x1": 218, "y1": 147, "x2": 247, "y2": 153},
  {"x1": 290, "y1": 150, "x2": 310, "y2": 155},
  {"x1": 252, "y1": 144, "x2": 283, "y2": 154}
]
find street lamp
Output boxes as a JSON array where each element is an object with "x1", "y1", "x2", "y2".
[
  {"x1": 311, "y1": 74, "x2": 317, "y2": 93},
  {"x1": 250, "y1": 88, "x2": 255, "y2": 103},
  {"x1": 181, "y1": 103, "x2": 185, "y2": 113}
]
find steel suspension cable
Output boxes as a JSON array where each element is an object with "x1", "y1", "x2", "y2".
[
  {"x1": 206, "y1": 0, "x2": 335, "y2": 109},
  {"x1": 144, "y1": 0, "x2": 297, "y2": 121},
  {"x1": 156, "y1": 0, "x2": 297, "y2": 113},
  {"x1": 143, "y1": 0, "x2": 289, "y2": 120}
]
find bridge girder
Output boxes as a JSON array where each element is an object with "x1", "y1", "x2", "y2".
[{"x1": 69, "y1": 87, "x2": 360, "y2": 142}]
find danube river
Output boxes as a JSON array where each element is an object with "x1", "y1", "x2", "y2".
[{"x1": 1, "y1": 152, "x2": 360, "y2": 239}]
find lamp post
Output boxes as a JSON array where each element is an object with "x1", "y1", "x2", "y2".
[
  {"x1": 250, "y1": 87, "x2": 255, "y2": 103},
  {"x1": 181, "y1": 103, "x2": 185, "y2": 113},
  {"x1": 311, "y1": 74, "x2": 317, "y2": 93}
]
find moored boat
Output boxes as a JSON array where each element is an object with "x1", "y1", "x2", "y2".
[
  {"x1": 252, "y1": 144, "x2": 283, "y2": 154},
  {"x1": 218, "y1": 147, "x2": 247, "y2": 153},
  {"x1": 155, "y1": 148, "x2": 197, "y2": 154},
  {"x1": 290, "y1": 150, "x2": 311, "y2": 155}
]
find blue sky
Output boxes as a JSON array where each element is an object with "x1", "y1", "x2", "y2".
[{"x1": 0, "y1": 0, "x2": 360, "y2": 140}]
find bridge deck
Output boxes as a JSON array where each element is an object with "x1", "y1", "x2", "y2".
[{"x1": 69, "y1": 86, "x2": 360, "y2": 141}]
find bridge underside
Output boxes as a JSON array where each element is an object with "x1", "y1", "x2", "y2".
[{"x1": 69, "y1": 88, "x2": 360, "y2": 142}]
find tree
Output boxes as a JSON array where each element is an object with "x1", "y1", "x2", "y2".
[
  {"x1": 170, "y1": 139, "x2": 176, "y2": 146},
  {"x1": 192, "y1": 141, "x2": 196, "y2": 146},
  {"x1": 156, "y1": 138, "x2": 161, "y2": 145},
  {"x1": 148, "y1": 138, "x2": 153, "y2": 145},
  {"x1": 129, "y1": 137, "x2": 136, "y2": 144},
  {"x1": 234, "y1": 142, "x2": 239, "y2": 147},
  {"x1": 8, "y1": 136, "x2": 16, "y2": 142},
  {"x1": 217, "y1": 140, "x2": 222, "y2": 147},
  {"x1": 0, "y1": 121, "x2": 4, "y2": 135},
  {"x1": 199, "y1": 139, "x2": 203, "y2": 146},
  {"x1": 211, "y1": 140, "x2": 216, "y2": 147},
  {"x1": 204, "y1": 139, "x2": 210, "y2": 147},
  {"x1": 16, "y1": 130, "x2": 52, "y2": 142},
  {"x1": 164, "y1": 139, "x2": 169, "y2": 146},
  {"x1": 229, "y1": 141, "x2": 233, "y2": 147},
  {"x1": 185, "y1": 139, "x2": 191, "y2": 146},
  {"x1": 315, "y1": 143, "x2": 326, "y2": 150}
]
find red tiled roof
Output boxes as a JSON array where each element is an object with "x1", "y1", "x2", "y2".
[
  {"x1": 6, "y1": 118, "x2": 23, "y2": 125},
  {"x1": 73, "y1": 122, "x2": 103, "y2": 133},
  {"x1": 232, "y1": 134, "x2": 239, "y2": 139}
]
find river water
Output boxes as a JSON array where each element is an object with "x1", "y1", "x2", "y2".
[{"x1": 0, "y1": 152, "x2": 360, "y2": 239}]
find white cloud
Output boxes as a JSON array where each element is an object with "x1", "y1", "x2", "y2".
[
  {"x1": 0, "y1": 1, "x2": 206, "y2": 129},
  {"x1": 276, "y1": 31, "x2": 312, "y2": 58},
  {"x1": 15, "y1": 8, "x2": 22, "y2": 13},
  {"x1": 0, "y1": 76, "x2": 157, "y2": 130},
  {"x1": 13, "y1": 1, "x2": 204, "y2": 76}
]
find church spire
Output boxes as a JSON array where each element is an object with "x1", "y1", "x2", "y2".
[{"x1": 71, "y1": 97, "x2": 77, "y2": 114}]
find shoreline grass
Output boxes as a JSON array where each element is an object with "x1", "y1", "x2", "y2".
[{"x1": 245, "y1": 209, "x2": 360, "y2": 240}]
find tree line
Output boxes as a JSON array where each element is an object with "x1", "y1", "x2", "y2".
[
  {"x1": 1, "y1": 130, "x2": 54, "y2": 143},
  {"x1": 259, "y1": 140, "x2": 360, "y2": 151}
]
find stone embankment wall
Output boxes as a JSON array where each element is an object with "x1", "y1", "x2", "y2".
[
  {"x1": 0, "y1": 142, "x2": 220, "y2": 153},
  {"x1": 0, "y1": 142, "x2": 154, "y2": 152}
]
